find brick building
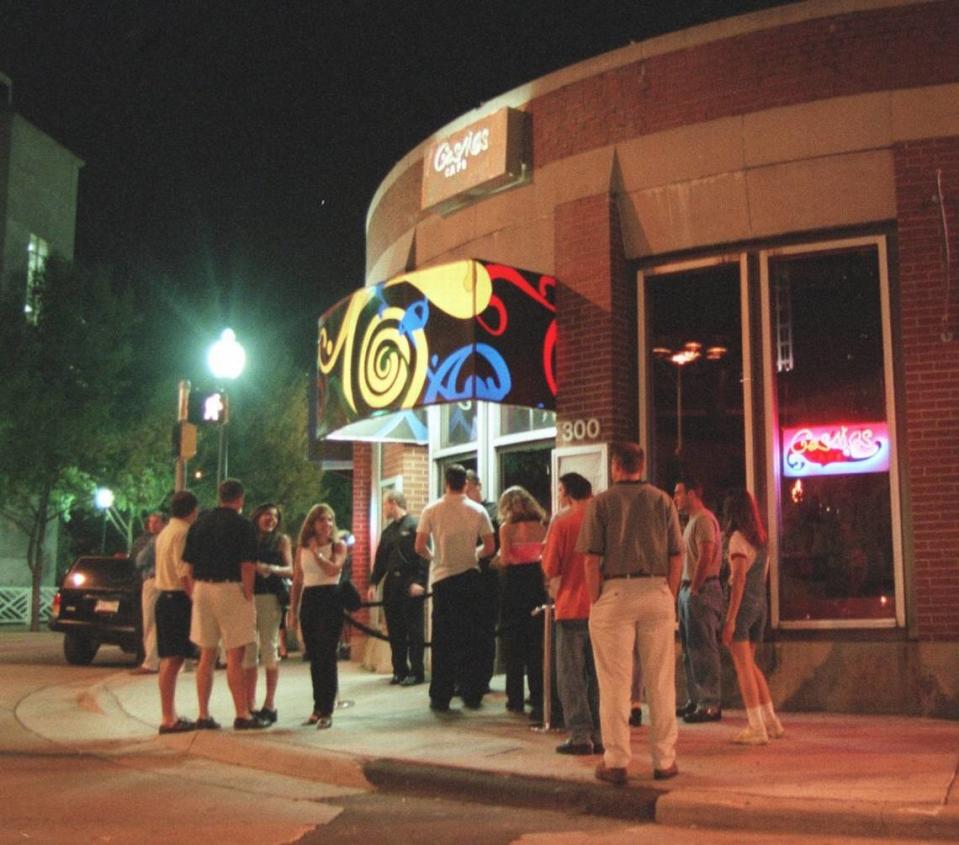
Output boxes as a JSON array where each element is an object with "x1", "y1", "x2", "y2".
[{"x1": 318, "y1": 0, "x2": 959, "y2": 715}]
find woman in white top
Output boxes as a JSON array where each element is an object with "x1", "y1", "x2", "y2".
[
  {"x1": 288, "y1": 504, "x2": 347, "y2": 729},
  {"x1": 721, "y1": 489, "x2": 784, "y2": 745}
]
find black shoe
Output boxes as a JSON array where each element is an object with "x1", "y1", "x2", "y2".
[
  {"x1": 389, "y1": 675, "x2": 404, "y2": 685},
  {"x1": 592, "y1": 742, "x2": 605, "y2": 755},
  {"x1": 429, "y1": 699, "x2": 451, "y2": 712},
  {"x1": 234, "y1": 715, "x2": 269, "y2": 730},
  {"x1": 555, "y1": 740, "x2": 593, "y2": 755},
  {"x1": 676, "y1": 701, "x2": 695, "y2": 718},
  {"x1": 506, "y1": 702, "x2": 525, "y2": 714},
  {"x1": 463, "y1": 698, "x2": 482, "y2": 710},
  {"x1": 629, "y1": 706, "x2": 643, "y2": 727},
  {"x1": 528, "y1": 708, "x2": 544, "y2": 723},
  {"x1": 400, "y1": 675, "x2": 424, "y2": 687},
  {"x1": 654, "y1": 763, "x2": 680, "y2": 780},
  {"x1": 684, "y1": 705, "x2": 722, "y2": 723},
  {"x1": 195, "y1": 716, "x2": 221, "y2": 730},
  {"x1": 256, "y1": 707, "x2": 278, "y2": 724}
]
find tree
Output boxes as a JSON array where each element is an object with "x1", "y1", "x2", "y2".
[{"x1": 0, "y1": 259, "x2": 140, "y2": 629}]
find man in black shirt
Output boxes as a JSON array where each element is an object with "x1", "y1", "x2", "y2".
[
  {"x1": 182, "y1": 479, "x2": 268, "y2": 731},
  {"x1": 368, "y1": 490, "x2": 428, "y2": 685}
]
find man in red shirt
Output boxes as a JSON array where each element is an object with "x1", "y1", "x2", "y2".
[{"x1": 542, "y1": 472, "x2": 603, "y2": 755}]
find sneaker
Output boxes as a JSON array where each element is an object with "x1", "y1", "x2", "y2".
[
  {"x1": 234, "y1": 715, "x2": 269, "y2": 730},
  {"x1": 595, "y1": 762, "x2": 628, "y2": 785},
  {"x1": 256, "y1": 707, "x2": 278, "y2": 724},
  {"x1": 765, "y1": 719, "x2": 785, "y2": 739},
  {"x1": 733, "y1": 726, "x2": 769, "y2": 745},
  {"x1": 195, "y1": 716, "x2": 221, "y2": 730},
  {"x1": 400, "y1": 675, "x2": 425, "y2": 687}
]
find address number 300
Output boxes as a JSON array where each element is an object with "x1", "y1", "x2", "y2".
[{"x1": 560, "y1": 418, "x2": 601, "y2": 442}]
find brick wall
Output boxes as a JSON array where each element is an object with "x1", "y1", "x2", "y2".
[
  {"x1": 382, "y1": 443, "x2": 429, "y2": 515},
  {"x1": 368, "y1": 1, "x2": 959, "y2": 271},
  {"x1": 894, "y1": 135, "x2": 959, "y2": 640},
  {"x1": 554, "y1": 193, "x2": 635, "y2": 445}
]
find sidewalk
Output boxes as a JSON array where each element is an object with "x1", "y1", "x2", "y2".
[{"x1": 20, "y1": 655, "x2": 959, "y2": 840}]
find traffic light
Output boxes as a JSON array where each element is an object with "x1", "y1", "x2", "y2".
[
  {"x1": 187, "y1": 390, "x2": 229, "y2": 425},
  {"x1": 172, "y1": 422, "x2": 198, "y2": 460}
]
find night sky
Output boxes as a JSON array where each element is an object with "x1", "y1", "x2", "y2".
[{"x1": 1, "y1": 0, "x2": 790, "y2": 372}]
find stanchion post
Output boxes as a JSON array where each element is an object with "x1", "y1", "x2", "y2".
[{"x1": 532, "y1": 602, "x2": 554, "y2": 732}]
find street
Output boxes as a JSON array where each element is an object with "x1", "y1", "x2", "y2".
[{"x1": 0, "y1": 631, "x2": 947, "y2": 844}]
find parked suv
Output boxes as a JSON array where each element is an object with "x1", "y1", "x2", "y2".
[{"x1": 49, "y1": 555, "x2": 142, "y2": 665}]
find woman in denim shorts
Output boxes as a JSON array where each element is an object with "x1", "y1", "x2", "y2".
[{"x1": 721, "y1": 490, "x2": 785, "y2": 746}]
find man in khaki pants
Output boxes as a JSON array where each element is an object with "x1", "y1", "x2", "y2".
[{"x1": 577, "y1": 442, "x2": 683, "y2": 785}]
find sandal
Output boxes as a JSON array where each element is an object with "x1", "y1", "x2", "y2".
[{"x1": 302, "y1": 712, "x2": 321, "y2": 726}]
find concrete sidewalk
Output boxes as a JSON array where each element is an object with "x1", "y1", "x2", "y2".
[{"x1": 18, "y1": 655, "x2": 959, "y2": 840}]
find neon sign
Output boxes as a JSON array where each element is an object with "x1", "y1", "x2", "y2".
[{"x1": 783, "y1": 422, "x2": 890, "y2": 477}]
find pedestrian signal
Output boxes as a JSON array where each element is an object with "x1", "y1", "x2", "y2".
[{"x1": 187, "y1": 390, "x2": 228, "y2": 425}]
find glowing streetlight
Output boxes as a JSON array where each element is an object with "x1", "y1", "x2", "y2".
[
  {"x1": 94, "y1": 487, "x2": 114, "y2": 552},
  {"x1": 207, "y1": 328, "x2": 246, "y2": 381},
  {"x1": 207, "y1": 329, "x2": 246, "y2": 486},
  {"x1": 653, "y1": 341, "x2": 726, "y2": 456}
]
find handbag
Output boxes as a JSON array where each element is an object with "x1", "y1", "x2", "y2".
[{"x1": 336, "y1": 579, "x2": 363, "y2": 612}]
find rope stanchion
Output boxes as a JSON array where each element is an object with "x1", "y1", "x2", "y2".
[{"x1": 530, "y1": 602, "x2": 555, "y2": 732}]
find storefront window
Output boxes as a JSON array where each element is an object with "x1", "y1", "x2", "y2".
[
  {"x1": 645, "y1": 262, "x2": 746, "y2": 506},
  {"x1": 440, "y1": 401, "x2": 476, "y2": 447},
  {"x1": 499, "y1": 404, "x2": 555, "y2": 436},
  {"x1": 499, "y1": 444, "x2": 552, "y2": 514},
  {"x1": 769, "y1": 244, "x2": 897, "y2": 623}
]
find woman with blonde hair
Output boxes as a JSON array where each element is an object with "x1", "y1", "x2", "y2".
[
  {"x1": 498, "y1": 486, "x2": 549, "y2": 722},
  {"x1": 721, "y1": 489, "x2": 784, "y2": 745},
  {"x1": 288, "y1": 504, "x2": 347, "y2": 729}
]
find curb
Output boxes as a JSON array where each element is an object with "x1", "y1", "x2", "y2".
[
  {"x1": 362, "y1": 758, "x2": 662, "y2": 821},
  {"x1": 656, "y1": 790, "x2": 959, "y2": 842}
]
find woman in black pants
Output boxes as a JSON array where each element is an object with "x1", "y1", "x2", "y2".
[
  {"x1": 498, "y1": 486, "x2": 549, "y2": 723},
  {"x1": 288, "y1": 504, "x2": 347, "y2": 729}
]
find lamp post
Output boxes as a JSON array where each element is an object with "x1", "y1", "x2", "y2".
[
  {"x1": 94, "y1": 487, "x2": 114, "y2": 553},
  {"x1": 207, "y1": 328, "x2": 246, "y2": 487},
  {"x1": 653, "y1": 342, "x2": 727, "y2": 456}
]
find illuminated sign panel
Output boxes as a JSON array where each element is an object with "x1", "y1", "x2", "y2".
[
  {"x1": 314, "y1": 259, "x2": 556, "y2": 441},
  {"x1": 421, "y1": 108, "x2": 529, "y2": 213},
  {"x1": 782, "y1": 422, "x2": 890, "y2": 477}
]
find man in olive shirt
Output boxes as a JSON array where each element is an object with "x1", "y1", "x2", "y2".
[
  {"x1": 577, "y1": 442, "x2": 683, "y2": 785},
  {"x1": 182, "y1": 479, "x2": 267, "y2": 731}
]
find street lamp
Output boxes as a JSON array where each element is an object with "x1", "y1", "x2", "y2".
[
  {"x1": 652, "y1": 342, "x2": 727, "y2": 456},
  {"x1": 94, "y1": 487, "x2": 114, "y2": 553},
  {"x1": 207, "y1": 328, "x2": 246, "y2": 487}
]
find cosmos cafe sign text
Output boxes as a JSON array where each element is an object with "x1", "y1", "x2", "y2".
[
  {"x1": 782, "y1": 422, "x2": 890, "y2": 477},
  {"x1": 421, "y1": 107, "x2": 528, "y2": 213}
]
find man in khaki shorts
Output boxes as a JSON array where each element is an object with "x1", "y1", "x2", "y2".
[{"x1": 182, "y1": 479, "x2": 268, "y2": 730}]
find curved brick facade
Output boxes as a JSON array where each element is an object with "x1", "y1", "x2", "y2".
[{"x1": 362, "y1": 0, "x2": 959, "y2": 714}]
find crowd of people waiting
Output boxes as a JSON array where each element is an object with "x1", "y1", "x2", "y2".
[{"x1": 136, "y1": 445, "x2": 783, "y2": 786}]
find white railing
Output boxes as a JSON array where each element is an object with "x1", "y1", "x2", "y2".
[{"x1": 0, "y1": 587, "x2": 58, "y2": 625}]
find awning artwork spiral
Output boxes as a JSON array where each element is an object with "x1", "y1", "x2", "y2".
[{"x1": 313, "y1": 259, "x2": 557, "y2": 442}]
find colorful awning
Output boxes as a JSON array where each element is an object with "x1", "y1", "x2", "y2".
[{"x1": 313, "y1": 259, "x2": 557, "y2": 443}]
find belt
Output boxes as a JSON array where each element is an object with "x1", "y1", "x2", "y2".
[
  {"x1": 195, "y1": 577, "x2": 239, "y2": 584},
  {"x1": 603, "y1": 572, "x2": 652, "y2": 581},
  {"x1": 681, "y1": 575, "x2": 720, "y2": 588}
]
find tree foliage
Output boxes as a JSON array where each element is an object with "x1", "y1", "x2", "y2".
[{"x1": 0, "y1": 259, "x2": 141, "y2": 627}]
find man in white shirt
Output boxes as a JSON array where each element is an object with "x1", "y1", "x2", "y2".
[
  {"x1": 416, "y1": 464, "x2": 495, "y2": 712},
  {"x1": 154, "y1": 491, "x2": 199, "y2": 733}
]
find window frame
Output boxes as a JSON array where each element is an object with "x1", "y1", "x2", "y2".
[{"x1": 759, "y1": 234, "x2": 905, "y2": 630}]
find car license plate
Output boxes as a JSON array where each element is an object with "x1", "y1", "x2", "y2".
[{"x1": 95, "y1": 599, "x2": 120, "y2": 614}]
